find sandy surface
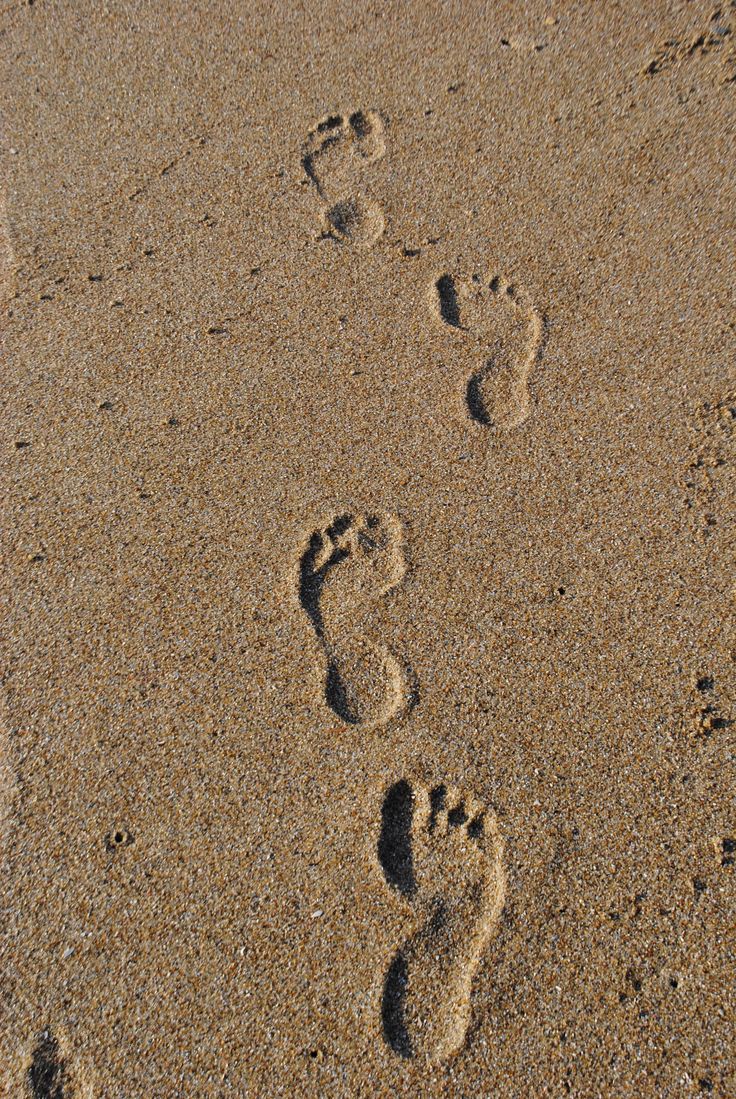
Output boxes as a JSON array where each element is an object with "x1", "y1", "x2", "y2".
[{"x1": 1, "y1": 1, "x2": 735, "y2": 1095}]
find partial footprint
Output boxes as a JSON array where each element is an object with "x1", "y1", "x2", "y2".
[
  {"x1": 25, "y1": 1027, "x2": 94, "y2": 1098},
  {"x1": 29, "y1": 1030, "x2": 68, "y2": 1098},
  {"x1": 431, "y1": 271, "x2": 544, "y2": 430},
  {"x1": 378, "y1": 779, "x2": 505, "y2": 1062},
  {"x1": 321, "y1": 196, "x2": 385, "y2": 249},
  {"x1": 301, "y1": 110, "x2": 386, "y2": 247},
  {"x1": 302, "y1": 110, "x2": 386, "y2": 195},
  {"x1": 298, "y1": 513, "x2": 414, "y2": 728}
]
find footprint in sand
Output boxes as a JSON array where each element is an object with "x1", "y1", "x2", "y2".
[
  {"x1": 28, "y1": 1030, "x2": 68, "y2": 1098},
  {"x1": 378, "y1": 779, "x2": 505, "y2": 1062},
  {"x1": 301, "y1": 110, "x2": 386, "y2": 247},
  {"x1": 431, "y1": 271, "x2": 544, "y2": 430},
  {"x1": 297, "y1": 513, "x2": 414, "y2": 728},
  {"x1": 26, "y1": 1027, "x2": 95, "y2": 1099}
]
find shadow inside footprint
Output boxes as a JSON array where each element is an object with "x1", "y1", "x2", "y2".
[
  {"x1": 382, "y1": 952, "x2": 412, "y2": 1059},
  {"x1": 325, "y1": 658, "x2": 359, "y2": 724},
  {"x1": 378, "y1": 780, "x2": 416, "y2": 897},
  {"x1": 465, "y1": 371, "x2": 492, "y2": 426},
  {"x1": 298, "y1": 515, "x2": 353, "y2": 639},
  {"x1": 435, "y1": 273, "x2": 461, "y2": 328},
  {"x1": 29, "y1": 1030, "x2": 67, "y2": 1099},
  {"x1": 382, "y1": 904, "x2": 449, "y2": 1061}
]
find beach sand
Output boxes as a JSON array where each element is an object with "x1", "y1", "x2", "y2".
[{"x1": 1, "y1": 1, "x2": 735, "y2": 1094}]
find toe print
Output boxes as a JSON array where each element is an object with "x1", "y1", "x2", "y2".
[
  {"x1": 378, "y1": 780, "x2": 505, "y2": 1062},
  {"x1": 430, "y1": 271, "x2": 545, "y2": 431},
  {"x1": 297, "y1": 513, "x2": 415, "y2": 728},
  {"x1": 302, "y1": 110, "x2": 386, "y2": 197},
  {"x1": 301, "y1": 110, "x2": 387, "y2": 247}
]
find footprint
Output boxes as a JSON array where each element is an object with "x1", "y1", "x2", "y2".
[
  {"x1": 378, "y1": 779, "x2": 505, "y2": 1062},
  {"x1": 28, "y1": 1029, "x2": 69, "y2": 1098},
  {"x1": 297, "y1": 513, "x2": 413, "y2": 728},
  {"x1": 643, "y1": 7, "x2": 735, "y2": 79},
  {"x1": 431, "y1": 271, "x2": 544, "y2": 430},
  {"x1": 301, "y1": 110, "x2": 386, "y2": 247},
  {"x1": 25, "y1": 1027, "x2": 95, "y2": 1098}
]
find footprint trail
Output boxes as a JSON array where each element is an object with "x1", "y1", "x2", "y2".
[
  {"x1": 378, "y1": 779, "x2": 505, "y2": 1062},
  {"x1": 431, "y1": 271, "x2": 544, "y2": 430},
  {"x1": 298, "y1": 513, "x2": 414, "y2": 728}
]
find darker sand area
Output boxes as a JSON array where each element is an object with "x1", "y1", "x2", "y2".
[{"x1": 1, "y1": 1, "x2": 735, "y2": 1095}]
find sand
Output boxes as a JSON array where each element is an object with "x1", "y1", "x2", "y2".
[{"x1": 1, "y1": 1, "x2": 735, "y2": 1095}]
